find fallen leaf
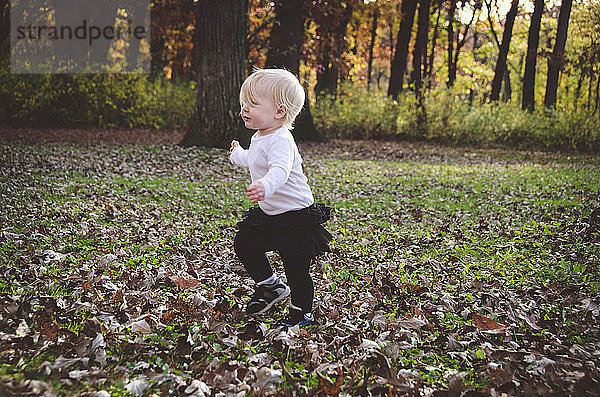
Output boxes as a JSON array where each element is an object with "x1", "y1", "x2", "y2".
[
  {"x1": 129, "y1": 319, "x2": 152, "y2": 335},
  {"x1": 473, "y1": 313, "x2": 509, "y2": 334},
  {"x1": 397, "y1": 316, "x2": 427, "y2": 330},
  {"x1": 184, "y1": 379, "x2": 211, "y2": 397},
  {"x1": 15, "y1": 319, "x2": 30, "y2": 337},
  {"x1": 125, "y1": 377, "x2": 148, "y2": 396},
  {"x1": 253, "y1": 367, "x2": 281, "y2": 395}
]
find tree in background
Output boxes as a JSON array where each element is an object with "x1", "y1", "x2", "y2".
[
  {"x1": 446, "y1": 0, "x2": 457, "y2": 87},
  {"x1": 411, "y1": 0, "x2": 431, "y2": 134},
  {"x1": 312, "y1": 0, "x2": 355, "y2": 97},
  {"x1": 366, "y1": 4, "x2": 379, "y2": 93},
  {"x1": 388, "y1": 0, "x2": 417, "y2": 99},
  {"x1": 181, "y1": 0, "x2": 247, "y2": 148},
  {"x1": 409, "y1": 0, "x2": 431, "y2": 92},
  {"x1": 484, "y1": 0, "x2": 515, "y2": 101},
  {"x1": 47, "y1": 1, "x2": 119, "y2": 71},
  {"x1": 150, "y1": 0, "x2": 194, "y2": 80},
  {"x1": 150, "y1": 0, "x2": 170, "y2": 77},
  {"x1": 425, "y1": 0, "x2": 443, "y2": 89},
  {"x1": 265, "y1": 0, "x2": 321, "y2": 141},
  {"x1": 490, "y1": 0, "x2": 519, "y2": 101},
  {"x1": 571, "y1": 1, "x2": 600, "y2": 113},
  {"x1": 0, "y1": 0, "x2": 8, "y2": 68},
  {"x1": 446, "y1": 0, "x2": 479, "y2": 88},
  {"x1": 522, "y1": 0, "x2": 544, "y2": 111},
  {"x1": 246, "y1": 0, "x2": 275, "y2": 73},
  {"x1": 544, "y1": 0, "x2": 572, "y2": 108},
  {"x1": 4, "y1": 0, "x2": 600, "y2": 134}
]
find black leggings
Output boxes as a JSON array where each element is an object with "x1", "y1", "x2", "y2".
[{"x1": 234, "y1": 231, "x2": 314, "y2": 313}]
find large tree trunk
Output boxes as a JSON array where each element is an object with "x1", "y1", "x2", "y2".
[
  {"x1": 265, "y1": 0, "x2": 320, "y2": 141},
  {"x1": 180, "y1": 0, "x2": 247, "y2": 148},
  {"x1": 490, "y1": 0, "x2": 519, "y2": 101},
  {"x1": 387, "y1": 0, "x2": 417, "y2": 99},
  {"x1": 544, "y1": 0, "x2": 572, "y2": 108},
  {"x1": 521, "y1": 0, "x2": 544, "y2": 111}
]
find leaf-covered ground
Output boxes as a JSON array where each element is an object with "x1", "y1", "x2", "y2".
[{"x1": 1, "y1": 128, "x2": 600, "y2": 396}]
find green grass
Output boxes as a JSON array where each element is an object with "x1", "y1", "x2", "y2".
[{"x1": 0, "y1": 140, "x2": 599, "y2": 395}]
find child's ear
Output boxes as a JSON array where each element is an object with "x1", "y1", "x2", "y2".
[{"x1": 274, "y1": 105, "x2": 287, "y2": 120}]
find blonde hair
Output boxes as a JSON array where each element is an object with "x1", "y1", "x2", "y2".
[{"x1": 240, "y1": 68, "x2": 305, "y2": 130}]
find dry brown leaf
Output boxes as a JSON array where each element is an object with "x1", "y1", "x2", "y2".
[{"x1": 473, "y1": 313, "x2": 509, "y2": 334}]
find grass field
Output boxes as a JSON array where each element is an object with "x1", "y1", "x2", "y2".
[{"x1": 1, "y1": 130, "x2": 599, "y2": 395}]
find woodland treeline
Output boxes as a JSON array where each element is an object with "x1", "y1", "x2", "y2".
[
  {"x1": 1, "y1": 0, "x2": 600, "y2": 151},
  {"x1": 150, "y1": 0, "x2": 596, "y2": 109},
  {"x1": 182, "y1": 0, "x2": 600, "y2": 149}
]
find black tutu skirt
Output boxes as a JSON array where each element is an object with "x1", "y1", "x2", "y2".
[{"x1": 235, "y1": 203, "x2": 333, "y2": 257}]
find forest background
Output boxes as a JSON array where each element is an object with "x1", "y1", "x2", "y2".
[
  {"x1": 1, "y1": 1, "x2": 600, "y2": 395},
  {"x1": 1, "y1": 0, "x2": 600, "y2": 152}
]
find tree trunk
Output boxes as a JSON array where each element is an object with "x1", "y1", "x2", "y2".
[
  {"x1": 449, "y1": 6, "x2": 477, "y2": 89},
  {"x1": 151, "y1": 0, "x2": 168, "y2": 78},
  {"x1": 388, "y1": 14, "x2": 394, "y2": 69},
  {"x1": 446, "y1": 0, "x2": 456, "y2": 87},
  {"x1": 490, "y1": 0, "x2": 519, "y2": 101},
  {"x1": 588, "y1": 67, "x2": 593, "y2": 110},
  {"x1": 544, "y1": 0, "x2": 572, "y2": 108},
  {"x1": 426, "y1": 1, "x2": 442, "y2": 89},
  {"x1": 387, "y1": 0, "x2": 417, "y2": 99},
  {"x1": 502, "y1": 69, "x2": 511, "y2": 102},
  {"x1": 410, "y1": 0, "x2": 431, "y2": 92},
  {"x1": 469, "y1": 27, "x2": 479, "y2": 105},
  {"x1": 180, "y1": 0, "x2": 247, "y2": 148},
  {"x1": 411, "y1": 0, "x2": 430, "y2": 135},
  {"x1": 521, "y1": 0, "x2": 544, "y2": 111},
  {"x1": 48, "y1": 1, "x2": 116, "y2": 72},
  {"x1": 367, "y1": 8, "x2": 378, "y2": 93},
  {"x1": 124, "y1": 0, "x2": 149, "y2": 72},
  {"x1": 89, "y1": 2, "x2": 120, "y2": 70},
  {"x1": 574, "y1": 67, "x2": 585, "y2": 111},
  {"x1": 265, "y1": 0, "x2": 320, "y2": 141},
  {"x1": 265, "y1": 0, "x2": 304, "y2": 72},
  {"x1": 594, "y1": 67, "x2": 600, "y2": 115},
  {"x1": 315, "y1": 4, "x2": 353, "y2": 97},
  {"x1": 0, "y1": 0, "x2": 9, "y2": 68}
]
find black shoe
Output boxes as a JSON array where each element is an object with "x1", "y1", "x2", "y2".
[
  {"x1": 277, "y1": 307, "x2": 315, "y2": 328},
  {"x1": 246, "y1": 281, "x2": 290, "y2": 315}
]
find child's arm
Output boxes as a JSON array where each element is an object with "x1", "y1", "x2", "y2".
[
  {"x1": 254, "y1": 138, "x2": 294, "y2": 200},
  {"x1": 229, "y1": 140, "x2": 248, "y2": 167}
]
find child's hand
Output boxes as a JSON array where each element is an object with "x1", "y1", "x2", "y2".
[
  {"x1": 246, "y1": 181, "x2": 265, "y2": 203},
  {"x1": 230, "y1": 140, "x2": 239, "y2": 154}
]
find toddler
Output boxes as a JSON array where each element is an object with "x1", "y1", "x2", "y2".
[{"x1": 229, "y1": 68, "x2": 332, "y2": 328}]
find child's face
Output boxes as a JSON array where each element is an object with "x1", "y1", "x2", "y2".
[{"x1": 240, "y1": 89, "x2": 285, "y2": 135}]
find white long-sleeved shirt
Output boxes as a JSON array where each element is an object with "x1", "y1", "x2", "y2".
[{"x1": 230, "y1": 127, "x2": 314, "y2": 215}]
